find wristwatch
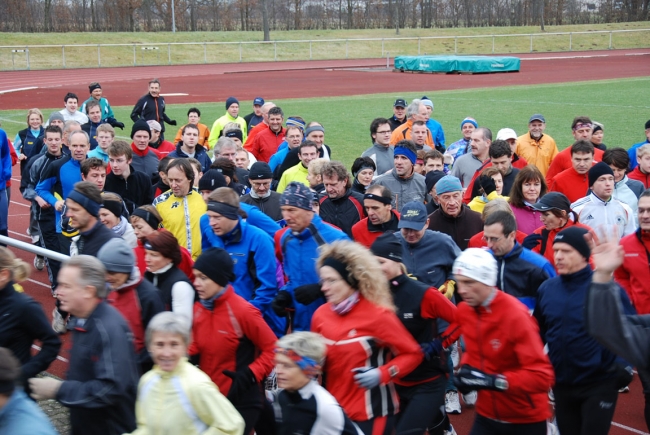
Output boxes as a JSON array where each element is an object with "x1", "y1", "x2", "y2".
[{"x1": 494, "y1": 375, "x2": 509, "y2": 391}]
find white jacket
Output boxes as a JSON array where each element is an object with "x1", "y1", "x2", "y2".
[{"x1": 572, "y1": 193, "x2": 636, "y2": 239}]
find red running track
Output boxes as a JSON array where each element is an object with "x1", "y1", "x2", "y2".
[{"x1": 1, "y1": 49, "x2": 649, "y2": 109}]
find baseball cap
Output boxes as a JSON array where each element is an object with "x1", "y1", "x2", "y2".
[
  {"x1": 496, "y1": 128, "x2": 517, "y2": 141},
  {"x1": 147, "y1": 120, "x2": 162, "y2": 132},
  {"x1": 529, "y1": 114, "x2": 546, "y2": 123},
  {"x1": 398, "y1": 201, "x2": 428, "y2": 231},
  {"x1": 531, "y1": 192, "x2": 571, "y2": 213},
  {"x1": 253, "y1": 97, "x2": 264, "y2": 106},
  {"x1": 394, "y1": 98, "x2": 407, "y2": 108}
]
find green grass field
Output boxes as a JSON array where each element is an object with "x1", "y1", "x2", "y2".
[
  {"x1": 1, "y1": 77, "x2": 649, "y2": 167},
  {"x1": 1, "y1": 22, "x2": 649, "y2": 70}
]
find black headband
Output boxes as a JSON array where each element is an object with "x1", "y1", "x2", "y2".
[
  {"x1": 101, "y1": 200, "x2": 123, "y2": 219},
  {"x1": 207, "y1": 201, "x2": 239, "y2": 220},
  {"x1": 322, "y1": 257, "x2": 358, "y2": 288},
  {"x1": 132, "y1": 208, "x2": 160, "y2": 230},
  {"x1": 364, "y1": 193, "x2": 392, "y2": 205}
]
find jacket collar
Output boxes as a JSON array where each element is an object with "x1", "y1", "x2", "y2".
[
  {"x1": 559, "y1": 264, "x2": 592, "y2": 283},
  {"x1": 220, "y1": 218, "x2": 243, "y2": 245},
  {"x1": 131, "y1": 142, "x2": 153, "y2": 157},
  {"x1": 367, "y1": 210, "x2": 400, "y2": 233}
]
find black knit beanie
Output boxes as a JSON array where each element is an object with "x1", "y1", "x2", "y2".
[
  {"x1": 554, "y1": 226, "x2": 590, "y2": 260},
  {"x1": 193, "y1": 248, "x2": 236, "y2": 287},
  {"x1": 588, "y1": 162, "x2": 614, "y2": 187}
]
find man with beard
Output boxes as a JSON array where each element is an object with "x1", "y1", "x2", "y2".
[
  {"x1": 516, "y1": 114, "x2": 558, "y2": 177},
  {"x1": 451, "y1": 127, "x2": 491, "y2": 187},
  {"x1": 241, "y1": 162, "x2": 282, "y2": 221}
]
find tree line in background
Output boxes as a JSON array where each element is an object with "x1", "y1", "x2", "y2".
[{"x1": 1, "y1": 0, "x2": 648, "y2": 34}]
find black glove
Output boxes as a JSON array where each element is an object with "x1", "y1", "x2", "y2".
[
  {"x1": 421, "y1": 339, "x2": 443, "y2": 361},
  {"x1": 454, "y1": 365, "x2": 507, "y2": 394},
  {"x1": 294, "y1": 283, "x2": 324, "y2": 305},
  {"x1": 223, "y1": 367, "x2": 256, "y2": 402},
  {"x1": 271, "y1": 290, "x2": 294, "y2": 317},
  {"x1": 478, "y1": 175, "x2": 496, "y2": 196},
  {"x1": 522, "y1": 233, "x2": 543, "y2": 250},
  {"x1": 114, "y1": 122, "x2": 125, "y2": 130},
  {"x1": 169, "y1": 119, "x2": 178, "y2": 126}
]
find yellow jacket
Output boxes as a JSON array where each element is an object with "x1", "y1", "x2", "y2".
[
  {"x1": 154, "y1": 189, "x2": 206, "y2": 260},
  {"x1": 468, "y1": 191, "x2": 510, "y2": 214},
  {"x1": 515, "y1": 133, "x2": 558, "y2": 176},
  {"x1": 128, "y1": 358, "x2": 244, "y2": 435},
  {"x1": 208, "y1": 114, "x2": 248, "y2": 148},
  {"x1": 277, "y1": 163, "x2": 309, "y2": 193}
]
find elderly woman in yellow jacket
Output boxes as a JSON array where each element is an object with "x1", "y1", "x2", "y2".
[{"x1": 127, "y1": 312, "x2": 244, "y2": 435}]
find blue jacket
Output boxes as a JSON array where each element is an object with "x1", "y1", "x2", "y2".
[
  {"x1": 629, "y1": 139, "x2": 650, "y2": 169},
  {"x1": 396, "y1": 230, "x2": 460, "y2": 288},
  {"x1": 534, "y1": 266, "x2": 635, "y2": 386},
  {"x1": 0, "y1": 389, "x2": 56, "y2": 435},
  {"x1": 279, "y1": 215, "x2": 349, "y2": 331},
  {"x1": 35, "y1": 156, "x2": 81, "y2": 233},
  {"x1": 56, "y1": 302, "x2": 138, "y2": 435},
  {"x1": 168, "y1": 143, "x2": 212, "y2": 173},
  {"x1": 200, "y1": 216, "x2": 285, "y2": 335},
  {"x1": 269, "y1": 142, "x2": 290, "y2": 171},
  {"x1": 0, "y1": 130, "x2": 13, "y2": 190},
  {"x1": 239, "y1": 202, "x2": 281, "y2": 237},
  {"x1": 426, "y1": 118, "x2": 446, "y2": 151},
  {"x1": 491, "y1": 242, "x2": 556, "y2": 311}
]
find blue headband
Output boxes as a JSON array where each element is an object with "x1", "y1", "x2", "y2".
[
  {"x1": 394, "y1": 146, "x2": 417, "y2": 164},
  {"x1": 67, "y1": 190, "x2": 101, "y2": 217}
]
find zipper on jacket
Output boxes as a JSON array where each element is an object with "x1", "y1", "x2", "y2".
[{"x1": 476, "y1": 310, "x2": 501, "y2": 421}]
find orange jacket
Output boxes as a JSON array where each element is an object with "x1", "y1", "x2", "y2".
[
  {"x1": 390, "y1": 119, "x2": 434, "y2": 148},
  {"x1": 455, "y1": 290, "x2": 554, "y2": 424}
]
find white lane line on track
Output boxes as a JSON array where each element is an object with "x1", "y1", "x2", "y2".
[
  {"x1": 611, "y1": 422, "x2": 650, "y2": 434},
  {"x1": 9, "y1": 230, "x2": 31, "y2": 240},
  {"x1": 10, "y1": 200, "x2": 30, "y2": 208},
  {"x1": 32, "y1": 344, "x2": 69, "y2": 363},
  {"x1": 522, "y1": 55, "x2": 609, "y2": 60},
  {"x1": 0, "y1": 86, "x2": 38, "y2": 94},
  {"x1": 27, "y1": 278, "x2": 52, "y2": 289}
]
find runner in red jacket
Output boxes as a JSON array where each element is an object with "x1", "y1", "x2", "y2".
[
  {"x1": 311, "y1": 240, "x2": 422, "y2": 435},
  {"x1": 452, "y1": 248, "x2": 554, "y2": 435}
]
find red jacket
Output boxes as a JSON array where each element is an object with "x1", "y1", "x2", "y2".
[
  {"x1": 468, "y1": 230, "x2": 527, "y2": 248},
  {"x1": 549, "y1": 167, "x2": 589, "y2": 203},
  {"x1": 455, "y1": 290, "x2": 554, "y2": 424},
  {"x1": 311, "y1": 296, "x2": 423, "y2": 421},
  {"x1": 247, "y1": 126, "x2": 285, "y2": 163},
  {"x1": 628, "y1": 167, "x2": 650, "y2": 189},
  {"x1": 511, "y1": 153, "x2": 528, "y2": 170},
  {"x1": 106, "y1": 282, "x2": 145, "y2": 352},
  {"x1": 615, "y1": 230, "x2": 650, "y2": 314},
  {"x1": 350, "y1": 210, "x2": 400, "y2": 248},
  {"x1": 188, "y1": 286, "x2": 276, "y2": 395},
  {"x1": 244, "y1": 122, "x2": 268, "y2": 147},
  {"x1": 531, "y1": 220, "x2": 592, "y2": 271},
  {"x1": 150, "y1": 140, "x2": 175, "y2": 159},
  {"x1": 134, "y1": 237, "x2": 195, "y2": 282},
  {"x1": 545, "y1": 146, "x2": 604, "y2": 185}
]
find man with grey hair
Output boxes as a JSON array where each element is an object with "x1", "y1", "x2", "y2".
[
  {"x1": 451, "y1": 127, "x2": 492, "y2": 187},
  {"x1": 390, "y1": 99, "x2": 435, "y2": 149},
  {"x1": 29, "y1": 255, "x2": 139, "y2": 435},
  {"x1": 319, "y1": 161, "x2": 365, "y2": 238},
  {"x1": 61, "y1": 120, "x2": 82, "y2": 155},
  {"x1": 213, "y1": 136, "x2": 249, "y2": 186}
]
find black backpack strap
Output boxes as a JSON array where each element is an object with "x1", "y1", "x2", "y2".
[{"x1": 539, "y1": 229, "x2": 550, "y2": 256}]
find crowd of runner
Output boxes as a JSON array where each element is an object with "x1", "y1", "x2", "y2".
[{"x1": 1, "y1": 78, "x2": 650, "y2": 435}]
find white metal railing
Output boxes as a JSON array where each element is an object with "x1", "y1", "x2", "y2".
[
  {"x1": 1, "y1": 28, "x2": 648, "y2": 71},
  {"x1": 0, "y1": 235, "x2": 70, "y2": 262}
]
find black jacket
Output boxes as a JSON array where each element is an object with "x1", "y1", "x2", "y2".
[
  {"x1": 388, "y1": 115, "x2": 406, "y2": 131},
  {"x1": 104, "y1": 166, "x2": 154, "y2": 215},
  {"x1": 319, "y1": 189, "x2": 366, "y2": 238},
  {"x1": 130, "y1": 93, "x2": 173, "y2": 133},
  {"x1": 428, "y1": 205, "x2": 483, "y2": 251},
  {"x1": 21, "y1": 151, "x2": 64, "y2": 220},
  {"x1": 78, "y1": 221, "x2": 119, "y2": 257},
  {"x1": 0, "y1": 282, "x2": 61, "y2": 386},
  {"x1": 56, "y1": 302, "x2": 138, "y2": 435},
  {"x1": 241, "y1": 191, "x2": 283, "y2": 221}
]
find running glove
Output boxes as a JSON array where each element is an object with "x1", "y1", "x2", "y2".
[
  {"x1": 294, "y1": 283, "x2": 324, "y2": 305},
  {"x1": 454, "y1": 365, "x2": 508, "y2": 394},
  {"x1": 439, "y1": 280, "x2": 455, "y2": 299},
  {"x1": 421, "y1": 339, "x2": 444, "y2": 360},
  {"x1": 271, "y1": 290, "x2": 293, "y2": 317},
  {"x1": 522, "y1": 233, "x2": 543, "y2": 250},
  {"x1": 169, "y1": 119, "x2": 178, "y2": 126},
  {"x1": 478, "y1": 175, "x2": 496, "y2": 196},
  {"x1": 223, "y1": 367, "x2": 256, "y2": 402},
  {"x1": 114, "y1": 122, "x2": 125, "y2": 130},
  {"x1": 352, "y1": 367, "x2": 381, "y2": 389}
]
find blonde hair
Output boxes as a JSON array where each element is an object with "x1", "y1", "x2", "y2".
[
  {"x1": 482, "y1": 198, "x2": 513, "y2": 220},
  {"x1": 308, "y1": 158, "x2": 329, "y2": 176},
  {"x1": 223, "y1": 122, "x2": 242, "y2": 134},
  {"x1": 26, "y1": 108, "x2": 43, "y2": 125},
  {"x1": 637, "y1": 144, "x2": 650, "y2": 160},
  {"x1": 0, "y1": 247, "x2": 31, "y2": 282},
  {"x1": 317, "y1": 240, "x2": 395, "y2": 312},
  {"x1": 208, "y1": 187, "x2": 240, "y2": 207},
  {"x1": 276, "y1": 331, "x2": 327, "y2": 367},
  {"x1": 96, "y1": 123, "x2": 115, "y2": 137}
]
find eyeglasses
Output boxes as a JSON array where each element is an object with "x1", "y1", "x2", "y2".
[
  {"x1": 482, "y1": 235, "x2": 504, "y2": 244},
  {"x1": 376, "y1": 130, "x2": 392, "y2": 135},
  {"x1": 251, "y1": 182, "x2": 270, "y2": 188}
]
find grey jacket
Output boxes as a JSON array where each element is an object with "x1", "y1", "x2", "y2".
[
  {"x1": 450, "y1": 153, "x2": 483, "y2": 187},
  {"x1": 587, "y1": 280, "x2": 650, "y2": 369},
  {"x1": 362, "y1": 143, "x2": 394, "y2": 175},
  {"x1": 395, "y1": 230, "x2": 461, "y2": 288},
  {"x1": 373, "y1": 169, "x2": 426, "y2": 212}
]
